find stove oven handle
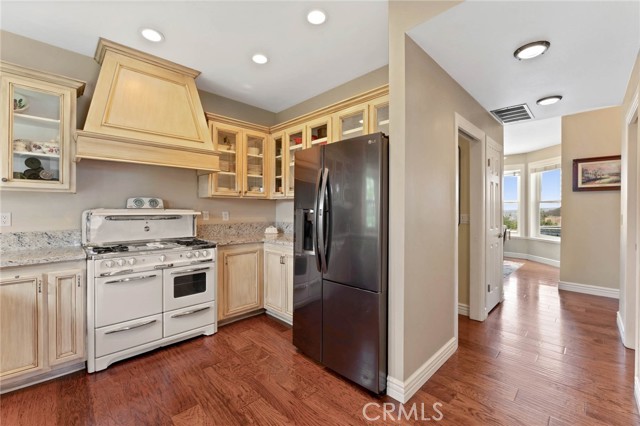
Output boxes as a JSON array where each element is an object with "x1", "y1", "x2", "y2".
[
  {"x1": 105, "y1": 319, "x2": 157, "y2": 334},
  {"x1": 170, "y1": 266, "x2": 211, "y2": 275},
  {"x1": 105, "y1": 274, "x2": 157, "y2": 284}
]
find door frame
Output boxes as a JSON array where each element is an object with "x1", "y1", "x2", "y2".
[{"x1": 454, "y1": 113, "x2": 488, "y2": 333}]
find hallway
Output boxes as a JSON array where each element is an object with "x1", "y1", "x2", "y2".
[{"x1": 417, "y1": 259, "x2": 639, "y2": 425}]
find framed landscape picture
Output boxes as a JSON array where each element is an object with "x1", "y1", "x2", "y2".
[{"x1": 572, "y1": 155, "x2": 621, "y2": 191}]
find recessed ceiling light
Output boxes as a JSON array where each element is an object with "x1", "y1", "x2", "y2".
[
  {"x1": 536, "y1": 95, "x2": 563, "y2": 106},
  {"x1": 140, "y1": 28, "x2": 164, "y2": 43},
  {"x1": 307, "y1": 10, "x2": 326, "y2": 25},
  {"x1": 252, "y1": 54, "x2": 268, "y2": 65},
  {"x1": 514, "y1": 41, "x2": 550, "y2": 60}
]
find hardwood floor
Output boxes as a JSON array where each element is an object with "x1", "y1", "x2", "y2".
[{"x1": 1, "y1": 259, "x2": 638, "y2": 425}]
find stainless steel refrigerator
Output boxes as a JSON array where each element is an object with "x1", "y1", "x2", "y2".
[{"x1": 293, "y1": 133, "x2": 388, "y2": 394}]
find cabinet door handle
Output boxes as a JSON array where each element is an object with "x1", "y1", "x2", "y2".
[
  {"x1": 38, "y1": 279, "x2": 42, "y2": 293},
  {"x1": 105, "y1": 319, "x2": 157, "y2": 334},
  {"x1": 105, "y1": 274, "x2": 157, "y2": 284},
  {"x1": 171, "y1": 306, "x2": 211, "y2": 318},
  {"x1": 1, "y1": 177, "x2": 8, "y2": 182},
  {"x1": 76, "y1": 274, "x2": 81, "y2": 288}
]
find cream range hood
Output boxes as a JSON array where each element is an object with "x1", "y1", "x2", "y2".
[{"x1": 75, "y1": 38, "x2": 219, "y2": 171}]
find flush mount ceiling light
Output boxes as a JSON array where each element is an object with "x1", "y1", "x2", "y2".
[
  {"x1": 140, "y1": 28, "x2": 164, "y2": 43},
  {"x1": 514, "y1": 40, "x2": 550, "y2": 60},
  {"x1": 252, "y1": 53, "x2": 268, "y2": 65},
  {"x1": 307, "y1": 10, "x2": 326, "y2": 25},
  {"x1": 536, "y1": 95, "x2": 563, "y2": 106}
]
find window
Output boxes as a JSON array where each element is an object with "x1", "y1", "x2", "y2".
[
  {"x1": 503, "y1": 168, "x2": 521, "y2": 235},
  {"x1": 530, "y1": 160, "x2": 561, "y2": 239}
]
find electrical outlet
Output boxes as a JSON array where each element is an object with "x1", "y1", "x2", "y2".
[
  {"x1": 202, "y1": 211, "x2": 210, "y2": 220},
  {"x1": 222, "y1": 211, "x2": 229, "y2": 221},
  {"x1": 0, "y1": 212, "x2": 11, "y2": 227}
]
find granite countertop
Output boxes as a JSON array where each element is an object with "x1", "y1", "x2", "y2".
[
  {"x1": 211, "y1": 233, "x2": 293, "y2": 248},
  {"x1": 1, "y1": 246, "x2": 86, "y2": 268}
]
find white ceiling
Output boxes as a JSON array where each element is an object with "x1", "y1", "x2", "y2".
[
  {"x1": 408, "y1": 1, "x2": 640, "y2": 153},
  {"x1": 0, "y1": 1, "x2": 389, "y2": 113},
  {"x1": 503, "y1": 117, "x2": 561, "y2": 156}
]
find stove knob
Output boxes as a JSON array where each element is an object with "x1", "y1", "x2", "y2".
[
  {"x1": 116, "y1": 259, "x2": 126, "y2": 267},
  {"x1": 128, "y1": 258, "x2": 136, "y2": 266},
  {"x1": 194, "y1": 251, "x2": 200, "y2": 258},
  {"x1": 159, "y1": 255, "x2": 167, "y2": 262},
  {"x1": 185, "y1": 252, "x2": 193, "y2": 259},
  {"x1": 103, "y1": 260, "x2": 114, "y2": 268},
  {"x1": 201, "y1": 250, "x2": 209, "y2": 257}
]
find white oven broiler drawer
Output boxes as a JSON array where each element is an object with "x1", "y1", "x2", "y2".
[
  {"x1": 163, "y1": 301, "x2": 215, "y2": 338},
  {"x1": 95, "y1": 272, "x2": 163, "y2": 327},
  {"x1": 95, "y1": 314, "x2": 163, "y2": 357}
]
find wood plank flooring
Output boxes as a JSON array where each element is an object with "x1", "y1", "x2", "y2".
[{"x1": 1, "y1": 259, "x2": 638, "y2": 425}]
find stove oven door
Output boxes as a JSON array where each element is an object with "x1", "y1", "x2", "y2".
[{"x1": 163, "y1": 263, "x2": 215, "y2": 312}]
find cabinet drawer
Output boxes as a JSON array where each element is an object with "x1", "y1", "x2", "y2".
[
  {"x1": 95, "y1": 272, "x2": 162, "y2": 327},
  {"x1": 163, "y1": 302, "x2": 215, "y2": 338},
  {"x1": 95, "y1": 314, "x2": 162, "y2": 357}
]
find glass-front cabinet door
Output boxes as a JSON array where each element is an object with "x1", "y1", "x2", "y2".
[
  {"x1": 285, "y1": 126, "x2": 305, "y2": 199},
  {"x1": 270, "y1": 132, "x2": 286, "y2": 198},
  {"x1": 1, "y1": 63, "x2": 84, "y2": 192},
  {"x1": 210, "y1": 123, "x2": 242, "y2": 196},
  {"x1": 332, "y1": 102, "x2": 368, "y2": 142},
  {"x1": 243, "y1": 131, "x2": 267, "y2": 198},
  {"x1": 369, "y1": 95, "x2": 389, "y2": 135},
  {"x1": 307, "y1": 116, "x2": 331, "y2": 146}
]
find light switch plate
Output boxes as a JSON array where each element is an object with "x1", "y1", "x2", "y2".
[
  {"x1": 460, "y1": 214, "x2": 470, "y2": 224},
  {"x1": 202, "y1": 211, "x2": 210, "y2": 220},
  {"x1": 0, "y1": 212, "x2": 11, "y2": 227},
  {"x1": 222, "y1": 211, "x2": 229, "y2": 221}
]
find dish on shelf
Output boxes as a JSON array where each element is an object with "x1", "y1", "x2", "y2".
[
  {"x1": 13, "y1": 94, "x2": 29, "y2": 113},
  {"x1": 24, "y1": 157, "x2": 42, "y2": 169},
  {"x1": 247, "y1": 147, "x2": 260, "y2": 155}
]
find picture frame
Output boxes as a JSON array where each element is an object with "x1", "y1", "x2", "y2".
[{"x1": 572, "y1": 155, "x2": 621, "y2": 192}]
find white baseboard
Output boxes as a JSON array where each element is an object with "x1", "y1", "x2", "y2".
[
  {"x1": 558, "y1": 281, "x2": 619, "y2": 299},
  {"x1": 504, "y1": 252, "x2": 560, "y2": 268},
  {"x1": 458, "y1": 303, "x2": 469, "y2": 316},
  {"x1": 617, "y1": 311, "x2": 626, "y2": 345},
  {"x1": 635, "y1": 376, "x2": 640, "y2": 413},
  {"x1": 386, "y1": 337, "x2": 457, "y2": 403}
]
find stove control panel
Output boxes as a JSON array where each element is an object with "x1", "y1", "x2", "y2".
[{"x1": 95, "y1": 248, "x2": 215, "y2": 277}]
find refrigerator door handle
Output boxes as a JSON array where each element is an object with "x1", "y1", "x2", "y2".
[
  {"x1": 317, "y1": 167, "x2": 329, "y2": 273},
  {"x1": 314, "y1": 168, "x2": 324, "y2": 272}
]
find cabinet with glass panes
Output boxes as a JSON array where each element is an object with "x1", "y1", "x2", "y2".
[
  {"x1": 269, "y1": 132, "x2": 286, "y2": 198},
  {"x1": 369, "y1": 95, "x2": 389, "y2": 135},
  {"x1": 284, "y1": 125, "x2": 305, "y2": 198},
  {"x1": 0, "y1": 62, "x2": 85, "y2": 192},
  {"x1": 198, "y1": 118, "x2": 269, "y2": 198}
]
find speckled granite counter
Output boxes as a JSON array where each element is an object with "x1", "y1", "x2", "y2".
[
  {"x1": 209, "y1": 233, "x2": 293, "y2": 248},
  {"x1": 1, "y1": 246, "x2": 86, "y2": 268},
  {"x1": 1, "y1": 230, "x2": 86, "y2": 268}
]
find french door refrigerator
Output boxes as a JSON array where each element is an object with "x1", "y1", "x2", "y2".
[{"x1": 293, "y1": 133, "x2": 388, "y2": 394}]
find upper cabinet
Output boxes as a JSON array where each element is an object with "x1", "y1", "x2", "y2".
[
  {"x1": 199, "y1": 115, "x2": 269, "y2": 199},
  {"x1": 202, "y1": 85, "x2": 388, "y2": 200},
  {"x1": 0, "y1": 62, "x2": 85, "y2": 192},
  {"x1": 75, "y1": 38, "x2": 219, "y2": 172}
]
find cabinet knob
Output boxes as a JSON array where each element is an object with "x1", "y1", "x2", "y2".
[{"x1": 1, "y1": 178, "x2": 7, "y2": 182}]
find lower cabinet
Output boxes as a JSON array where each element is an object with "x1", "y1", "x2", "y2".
[
  {"x1": 264, "y1": 245, "x2": 293, "y2": 324},
  {"x1": 0, "y1": 262, "x2": 85, "y2": 392},
  {"x1": 218, "y1": 244, "x2": 263, "y2": 321}
]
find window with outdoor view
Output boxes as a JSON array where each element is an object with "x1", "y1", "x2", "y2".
[
  {"x1": 503, "y1": 169, "x2": 521, "y2": 235},
  {"x1": 532, "y1": 165, "x2": 561, "y2": 239}
]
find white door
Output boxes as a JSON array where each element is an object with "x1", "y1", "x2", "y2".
[{"x1": 486, "y1": 137, "x2": 503, "y2": 313}]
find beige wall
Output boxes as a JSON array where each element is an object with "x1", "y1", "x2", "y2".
[
  {"x1": 275, "y1": 66, "x2": 388, "y2": 123},
  {"x1": 0, "y1": 160, "x2": 276, "y2": 232},
  {"x1": 458, "y1": 135, "x2": 471, "y2": 306},
  {"x1": 504, "y1": 144, "x2": 561, "y2": 263},
  {"x1": 560, "y1": 107, "x2": 622, "y2": 288},
  {"x1": 275, "y1": 200, "x2": 294, "y2": 223}
]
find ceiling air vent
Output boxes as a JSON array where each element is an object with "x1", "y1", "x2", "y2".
[{"x1": 490, "y1": 104, "x2": 534, "y2": 124}]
